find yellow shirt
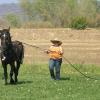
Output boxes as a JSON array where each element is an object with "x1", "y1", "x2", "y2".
[{"x1": 48, "y1": 45, "x2": 63, "y2": 59}]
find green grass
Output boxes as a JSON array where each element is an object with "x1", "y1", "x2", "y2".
[{"x1": 0, "y1": 63, "x2": 100, "y2": 100}]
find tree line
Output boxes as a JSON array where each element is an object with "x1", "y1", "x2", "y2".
[{"x1": 2, "y1": 0, "x2": 100, "y2": 29}]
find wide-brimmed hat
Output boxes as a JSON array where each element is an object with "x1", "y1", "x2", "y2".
[{"x1": 50, "y1": 38, "x2": 62, "y2": 45}]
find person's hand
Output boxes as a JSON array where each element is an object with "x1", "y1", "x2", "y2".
[
  {"x1": 44, "y1": 49, "x2": 50, "y2": 54},
  {"x1": 58, "y1": 51, "x2": 63, "y2": 55}
]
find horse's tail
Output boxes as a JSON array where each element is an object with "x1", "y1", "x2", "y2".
[
  {"x1": 20, "y1": 44, "x2": 24, "y2": 64},
  {"x1": 13, "y1": 41, "x2": 24, "y2": 64}
]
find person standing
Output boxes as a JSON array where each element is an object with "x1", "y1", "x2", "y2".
[{"x1": 45, "y1": 38, "x2": 63, "y2": 80}]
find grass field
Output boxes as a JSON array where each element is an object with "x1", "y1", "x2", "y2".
[
  {"x1": 0, "y1": 28, "x2": 100, "y2": 100},
  {"x1": 0, "y1": 63, "x2": 100, "y2": 100}
]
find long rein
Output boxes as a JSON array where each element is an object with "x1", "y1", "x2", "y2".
[{"x1": 22, "y1": 42, "x2": 100, "y2": 81}]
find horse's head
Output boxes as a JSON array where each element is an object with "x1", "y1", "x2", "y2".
[{"x1": 0, "y1": 27, "x2": 12, "y2": 50}]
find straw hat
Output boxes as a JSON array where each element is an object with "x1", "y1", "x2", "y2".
[{"x1": 50, "y1": 38, "x2": 62, "y2": 45}]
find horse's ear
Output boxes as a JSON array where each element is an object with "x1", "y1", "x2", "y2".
[
  {"x1": 11, "y1": 36, "x2": 13, "y2": 38},
  {"x1": 0, "y1": 30, "x2": 2, "y2": 37},
  {"x1": 0, "y1": 30, "x2": 2, "y2": 32},
  {"x1": 8, "y1": 26, "x2": 10, "y2": 32}
]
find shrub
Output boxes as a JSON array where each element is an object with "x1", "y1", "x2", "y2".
[
  {"x1": 5, "y1": 14, "x2": 21, "y2": 28},
  {"x1": 70, "y1": 17, "x2": 88, "y2": 29},
  {"x1": 22, "y1": 21, "x2": 54, "y2": 28}
]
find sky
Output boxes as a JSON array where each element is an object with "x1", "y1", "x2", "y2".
[{"x1": 0, "y1": 0, "x2": 18, "y2": 4}]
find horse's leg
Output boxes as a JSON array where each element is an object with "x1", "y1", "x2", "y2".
[
  {"x1": 3, "y1": 63, "x2": 8, "y2": 85},
  {"x1": 15, "y1": 61, "x2": 20, "y2": 82},
  {"x1": 10, "y1": 63, "x2": 15, "y2": 84},
  {"x1": 12, "y1": 62, "x2": 18, "y2": 83}
]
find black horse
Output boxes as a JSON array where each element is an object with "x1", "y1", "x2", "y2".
[{"x1": 0, "y1": 28, "x2": 24, "y2": 85}]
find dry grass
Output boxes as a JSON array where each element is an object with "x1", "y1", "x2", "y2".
[{"x1": 10, "y1": 28, "x2": 100, "y2": 64}]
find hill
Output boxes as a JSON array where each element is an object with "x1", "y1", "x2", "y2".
[{"x1": 0, "y1": 3, "x2": 24, "y2": 17}]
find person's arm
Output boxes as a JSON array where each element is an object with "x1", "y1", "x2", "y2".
[
  {"x1": 44, "y1": 46, "x2": 52, "y2": 54},
  {"x1": 44, "y1": 49, "x2": 50, "y2": 54},
  {"x1": 59, "y1": 46, "x2": 64, "y2": 55}
]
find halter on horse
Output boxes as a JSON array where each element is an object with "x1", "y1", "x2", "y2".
[{"x1": 0, "y1": 28, "x2": 24, "y2": 85}]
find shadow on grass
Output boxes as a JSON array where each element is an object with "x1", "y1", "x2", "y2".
[
  {"x1": 6, "y1": 80, "x2": 33, "y2": 85},
  {"x1": 60, "y1": 77, "x2": 70, "y2": 81},
  {"x1": 16, "y1": 80, "x2": 33, "y2": 85}
]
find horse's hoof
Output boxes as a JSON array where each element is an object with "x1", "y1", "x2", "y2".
[
  {"x1": 10, "y1": 79, "x2": 15, "y2": 84},
  {"x1": 15, "y1": 78, "x2": 18, "y2": 83},
  {"x1": 5, "y1": 82, "x2": 8, "y2": 85},
  {"x1": 2, "y1": 77, "x2": 4, "y2": 80},
  {"x1": 4, "y1": 81, "x2": 8, "y2": 85}
]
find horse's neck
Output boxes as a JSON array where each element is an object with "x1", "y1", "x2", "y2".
[
  {"x1": 8, "y1": 35, "x2": 12, "y2": 43},
  {"x1": 8, "y1": 36, "x2": 13, "y2": 46},
  {"x1": 1, "y1": 40, "x2": 12, "y2": 50}
]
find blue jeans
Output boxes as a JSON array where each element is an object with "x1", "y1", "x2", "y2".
[{"x1": 49, "y1": 58, "x2": 62, "y2": 80}]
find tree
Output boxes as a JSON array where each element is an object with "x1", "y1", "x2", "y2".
[
  {"x1": 5, "y1": 14, "x2": 21, "y2": 28},
  {"x1": 19, "y1": 0, "x2": 97, "y2": 28},
  {"x1": 76, "y1": 0, "x2": 97, "y2": 27}
]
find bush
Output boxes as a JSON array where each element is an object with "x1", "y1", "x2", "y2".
[
  {"x1": 5, "y1": 14, "x2": 21, "y2": 28},
  {"x1": 70, "y1": 17, "x2": 88, "y2": 29},
  {"x1": 22, "y1": 21, "x2": 54, "y2": 28}
]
